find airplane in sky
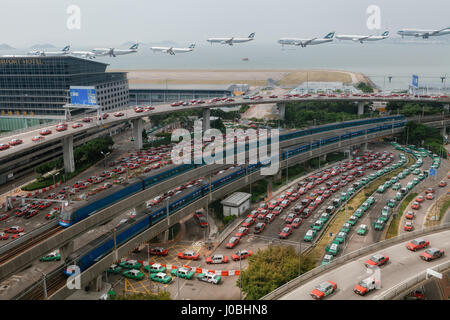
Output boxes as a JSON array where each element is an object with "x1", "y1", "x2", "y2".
[
  {"x1": 207, "y1": 33, "x2": 255, "y2": 46},
  {"x1": 278, "y1": 32, "x2": 335, "y2": 47},
  {"x1": 71, "y1": 50, "x2": 97, "y2": 59},
  {"x1": 92, "y1": 43, "x2": 139, "y2": 57},
  {"x1": 150, "y1": 44, "x2": 195, "y2": 55},
  {"x1": 397, "y1": 27, "x2": 450, "y2": 39},
  {"x1": 28, "y1": 45, "x2": 70, "y2": 56},
  {"x1": 335, "y1": 31, "x2": 389, "y2": 43}
]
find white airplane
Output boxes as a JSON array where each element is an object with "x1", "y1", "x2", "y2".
[
  {"x1": 397, "y1": 27, "x2": 450, "y2": 39},
  {"x1": 150, "y1": 44, "x2": 195, "y2": 55},
  {"x1": 278, "y1": 32, "x2": 335, "y2": 47},
  {"x1": 335, "y1": 31, "x2": 389, "y2": 43},
  {"x1": 207, "y1": 33, "x2": 255, "y2": 46},
  {"x1": 71, "y1": 50, "x2": 97, "y2": 59},
  {"x1": 28, "y1": 45, "x2": 70, "y2": 56},
  {"x1": 92, "y1": 43, "x2": 139, "y2": 57}
]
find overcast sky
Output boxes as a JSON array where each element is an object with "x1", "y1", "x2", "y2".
[{"x1": 2, "y1": 0, "x2": 449, "y2": 47}]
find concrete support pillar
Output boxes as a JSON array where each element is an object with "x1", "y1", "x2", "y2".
[
  {"x1": 132, "y1": 118, "x2": 143, "y2": 150},
  {"x1": 357, "y1": 102, "x2": 364, "y2": 116},
  {"x1": 278, "y1": 103, "x2": 286, "y2": 120},
  {"x1": 202, "y1": 108, "x2": 210, "y2": 132},
  {"x1": 362, "y1": 142, "x2": 368, "y2": 152},
  {"x1": 266, "y1": 178, "x2": 273, "y2": 201},
  {"x1": 441, "y1": 126, "x2": 446, "y2": 137},
  {"x1": 95, "y1": 274, "x2": 102, "y2": 291},
  {"x1": 63, "y1": 136, "x2": 75, "y2": 174},
  {"x1": 162, "y1": 229, "x2": 169, "y2": 242},
  {"x1": 60, "y1": 240, "x2": 74, "y2": 261},
  {"x1": 320, "y1": 154, "x2": 327, "y2": 162}
]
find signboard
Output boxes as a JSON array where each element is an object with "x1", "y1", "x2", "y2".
[
  {"x1": 412, "y1": 75, "x2": 419, "y2": 88},
  {"x1": 70, "y1": 86, "x2": 97, "y2": 105},
  {"x1": 426, "y1": 268, "x2": 442, "y2": 280},
  {"x1": 429, "y1": 168, "x2": 436, "y2": 176}
]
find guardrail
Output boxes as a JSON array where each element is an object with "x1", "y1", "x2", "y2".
[
  {"x1": 375, "y1": 260, "x2": 450, "y2": 300},
  {"x1": 261, "y1": 222, "x2": 450, "y2": 300}
]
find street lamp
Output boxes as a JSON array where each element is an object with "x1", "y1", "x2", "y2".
[
  {"x1": 42, "y1": 272, "x2": 47, "y2": 299},
  {"x1": 239, "y1": 252, "x2": 243, "y2": 300}
]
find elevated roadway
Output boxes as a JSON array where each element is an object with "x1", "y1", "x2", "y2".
[{"x1": 262, "y1": 225, "x2": 450, "y2": 300}]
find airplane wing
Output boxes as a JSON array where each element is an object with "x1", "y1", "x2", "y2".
[
  {"x1": 430, "y1": 27, "x2": 450, "y2": 36},
  {"x1": 353, "y1": 36, "x2": 370, "y2": 43},
  {"x1": 221, "y1": 38, "x2": 234, "y2": 45},
  {"x1": 297, "y1": 38, "x2": 316, "y2": 47},
  {"x1": 168, "y1": 48, "x2": 175, "y2": 55}
]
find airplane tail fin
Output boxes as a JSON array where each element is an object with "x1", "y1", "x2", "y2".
[
  {"x1": 62, "y1": 45, "x2": 70, "y2": 52},
  {"x1": 130, "y1": 43, "x2": 139, "y2": 50},
  {"x1": 324, "y1": 32, "x2": 335, "y2": 39},
  {"x1": 189, "y1": 44, "x2": 195, "y2": 49},
  {"x1": 248, "y1": 32, "x2": 255, "y2": 39},
  {"x1": 382, "y1": 31, "x2": 389, "y2": 37}
]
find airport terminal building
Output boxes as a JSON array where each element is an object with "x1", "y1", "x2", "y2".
[{"x1": 0, "y1": 56, "x2": 129, "y2": 130}]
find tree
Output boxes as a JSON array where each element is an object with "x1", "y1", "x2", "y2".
[
  {"x1": 238, "y1": 245, "x2": 316, "y2": 300},
  {"x1": 356, "y1": 82, "x2": 374, "y2": 93}
]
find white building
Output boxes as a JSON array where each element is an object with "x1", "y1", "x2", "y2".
[{"x1": 221, "y1": 192, "x2": 251, "y2": 217}]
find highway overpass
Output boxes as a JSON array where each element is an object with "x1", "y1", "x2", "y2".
[
  {"x1": 0, "y1": 93, "x2": 449, "y2": 180},
  {"x1": 261, "y1": 224, "x2": 450, "y2": 300}
]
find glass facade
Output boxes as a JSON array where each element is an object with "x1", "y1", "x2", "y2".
[
  {"x1": 129, "y1": 88, "x2": 232, "y2": 105},
  {"x1": 0, "y1": 56, "x2": 128, "y2": 116}
]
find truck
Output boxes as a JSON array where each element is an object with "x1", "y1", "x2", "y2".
[{"x1": 353, "y1": 277, "x2": 380, "y2": 296}]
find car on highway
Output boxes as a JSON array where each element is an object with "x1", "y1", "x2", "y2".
[
  {"x1": 40, "y1": 129, "x2": 52, "y2": 135},
  {"x1": 72, "y1": 123, "x2": 83, "y2": 129},
  {"x1": 55, "y1": 123, "x2": 68, "y2": 131},
  {"x1": 150, "y1": 272, "x2": 172, "y2": 284},
  {"x1": 4, "y1": 226, "x2": 24, "y2": 233},
  {"x1": 304, "y1": 229, "x2": 317, "y2": 242},
  {"x1": 32, "y1": 135, "x2": 44, "y2": 142},
  {"x1": 82, "y1": 117, "x2": 92, "y2": 122},
  {"x1": 197, "y1": 272, "x2": 221, "y2": 284},
  {"x1": 171, "y1": 267, "x2": 195, "y2": 279},
  {"x1": 406, "y1": 238, "x2": 430, "y2": 251},
  {"x1": 420, "y1": 248, "x2": 444, "y2": 261},
  {"x1": 178, "y1": 251, "x2": 200, "y2": 260},
  {"x1": 235, "y1": 227, "x2": 249, "y2": 238},
  {"x1": 241, "y1": 217, "x2": 255, "y2": 228},
  {"x1": 415, "y1": 196, "x2": 425, "y2": 203},
  {"x1": 405, "y1": 211, "x2": 416, "y2": 220},
  {"x1": 0, "y1": 232, "x2": 9, "y2": 240},
  {"x1": 310, "y1": 281, "x2": 337, "y2": 300},
  {"x1": 425, "y1": 188, "x2": 435, "y2": 194},
  {"x1": 404, "y1": 221, "x2": 414, "y2": 232},
  {"x1": 8, "y1": 138, "x2": 23, "y2": 146},
  {"x1": 321, "y1": 254, "x2": 333, "y2": 266},
  {"x1": 107, "y1": 264, "x2": 122, "y2": 274},
  {"x1": 149, "y1": 247, "x2": 168, "y2": 256},
  {"x1": 40, "y1": 251, "x2": 61, "y2": 262},
  {"x1": 353, "y1": 277, "x2": 380, "y2": 296},
  {"x1": 290, "y1": 217, "x2": 303, "y2": 229},
  {"x1": 0, "y1": 213, "x2": 9, "y2": 221},
  {"x1": 438, "y1": 181, "x2": 447, "y2": 187},
  {"x1": 143, "y1": 263, "x2": 166, "y2": 273},
  {"x1": 232, "y1": 250, "x2": 253, "y2": 261},
  {"x1": 114, "y1": 112, "x2": 124, "y2": 117},
  {"x1": 279, "y1": 226, "x2": 293, "y2": 239},
  {"x1": 206, "y1": 254, "x2": 229, "y2": 264},
  {"x1": 123, "y1": 269, "x2": 145, "y2": 280},
  {"x1": 357, "y1": 224, "x2": 368, "y2": 235},
  {"x1": 119, "y1": 260, "x2": 142, "y2": 269},
  {"x1": 411, "y1": 202, "x2": 420, "y2": 210},
  {"x1": 226, "y1": 236, "x2": 240, "y2": 249},
  {"x1": 425, "y1": 193, "x2": 434, "y2": 200},
  {"x1": 365, "y1": 254, "x2": 389, "y2": 268},
  {"x1": 254, "y1": 222, "x2": 266, "y2": 234}
]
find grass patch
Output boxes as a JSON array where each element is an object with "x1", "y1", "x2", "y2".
[
  {"x1": 424, "y1": 195, "x2": 450, "y2": 227},
  {"x1": 386, "y1": 192, "x2": 418, "y2": 239}
]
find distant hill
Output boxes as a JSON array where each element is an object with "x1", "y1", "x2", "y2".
[
  {"x1": 0, "y1": 43, "x2": 15, "y2": 50},
  {"x1": 29, "y1": 43, "x2": 56, "y2": 49}
]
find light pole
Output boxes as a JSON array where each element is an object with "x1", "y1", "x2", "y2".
[
  {"x1": 42, "y1": 272, "x2": 47, "y2": 299},
  {"x1": 298, "y1": 239, "x2": 302, "y2": 277},
  {"x1": 239, "y1": 253, "x2": 242, "y2": 300}
]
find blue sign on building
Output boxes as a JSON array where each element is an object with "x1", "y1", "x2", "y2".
[
  {"x1": 70, "y1": 86, "x2": 97, "y2": 105},
  {"x1": 412, "y1": 75, "x2": 419, "y2": 88}
]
